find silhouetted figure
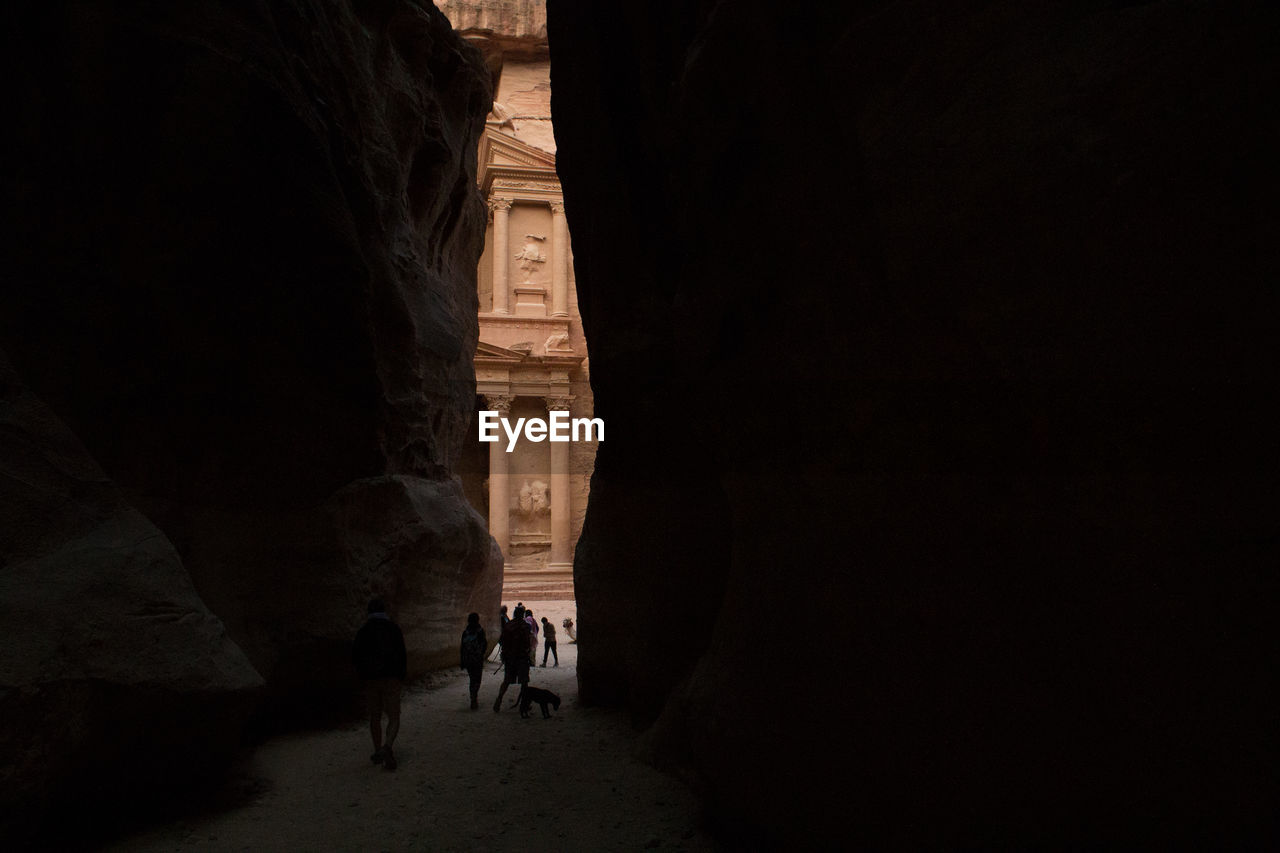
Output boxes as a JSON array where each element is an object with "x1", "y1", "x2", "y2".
[
  {"x1": 524, "y1": 607, "x2": 539, "y2": 664},
  {"x1": 352, "y1": 598, "x2": 407, "y2": 770},
  {"x1": 490, "y1": 604, "x2": 509, "y2": 663},
  {"x1": 494, "y1": 605, "x2": 532, "y2": 712},
  {"x1": 460, "y1": 612, "x2": 487, "y2": 710},
  {"x1": 540, "y1": 616, "x2": 558, "y2": 667}
]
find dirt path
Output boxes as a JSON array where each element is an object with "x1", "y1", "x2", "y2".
[{"x1": 111, "y1": 602, "x2": 713, "y2": 852}]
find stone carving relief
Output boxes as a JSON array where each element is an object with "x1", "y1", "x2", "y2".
[
  {"x1": 487, "y1": 196, "x2": 513, "y2": 214},
  {"x1": 494, "y1": 180, "x2": 561, "y2": 193},
  {"x1": 545, "y1": 395, "x2": 574, "y2": 411},
  {"x1": 517, "y1": 480, "x2": 550, "y2": 516},
  {"x1": 484, "y1": 393, "x2": 513, "y2": 414},
  {"x1": 514, "y1": 235, "x2": 546, "y2": 282},
  {"x1": 544, "y1": 332, "x2": 572, "y2": 352}
]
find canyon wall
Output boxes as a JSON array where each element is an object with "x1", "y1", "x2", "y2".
[
  {"x1": 549, "y1": 0, "x2": 1275, "y2": 846},
  {"x1": 2, "y1": 0, "x2": 497, "y2": 836}
]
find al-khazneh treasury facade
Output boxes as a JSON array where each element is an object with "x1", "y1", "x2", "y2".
[{"x1": 444, "y1": 3, "x2": 595, "y2": 598}]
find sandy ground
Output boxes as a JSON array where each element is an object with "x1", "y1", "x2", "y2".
[{"x1": 110, "y1": 601, "x2": 714, "y2": 852}]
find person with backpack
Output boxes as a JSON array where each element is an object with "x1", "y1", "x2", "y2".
[
  {"x1": 459, "y1": 612, "x2": 487, "y2": 710},
  {"x1": 494, "y1": 605, "x2": 532, "y2": 712},
  {"x1": 352, "y1": 598, "x2": 407, "y2": 770}
]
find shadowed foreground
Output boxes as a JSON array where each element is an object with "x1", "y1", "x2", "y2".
[{"x1": 112, "y1": 605, "x2": 712, "y2": 852}]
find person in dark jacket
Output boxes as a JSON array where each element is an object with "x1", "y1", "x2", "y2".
[
  {"x1": 493, "y1": 605, "x2": 532, "y2": 712},
  {"x1": 352, "y1": 598, "x2": 407, "y2": 770},
  {"x1": 459, "y1": 612, "x2": 487, "y2": 710}
]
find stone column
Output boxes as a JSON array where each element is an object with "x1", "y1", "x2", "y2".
[
  {"x1": 546, "y1": 396, "x2": 574, "y2": 569},
  {"x1": 550, "y1": 201, "x2": 569, "y2": 317},
  {"x1": 485, "y1": 394, "x2": 513, "y2": 557},
  {"x1": 489, "y1": 197, "x2": 513, "y2": 314}
]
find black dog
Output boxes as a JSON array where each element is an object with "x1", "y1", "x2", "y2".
[{"x1": 511, "y1": 685, "x2": 561, "y2": 718}]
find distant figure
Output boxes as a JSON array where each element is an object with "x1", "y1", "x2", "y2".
[
  {"x1": 524, "y1": 607, "x2": 539, "y2": 664},
  {"x1": 499, "y1": 604, "x2": 510, "y2": 629},
  {"x1": 540, "y1": 616, "x2": 558, "y2": 667},
  {"x1": 562, "y1": 618, "x2": 577, "y2": 643},
  {"x1": 494, "y1": 605, "x2": 532, "y2": 712},
  {"x1": 352, "y1": 598, "x2": 407, "y2": 771},
  {"x1": 460, "y1": 612, "x2": 487, "y2": 710}
]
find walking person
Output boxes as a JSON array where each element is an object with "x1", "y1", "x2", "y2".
[
  {"x1": 540, "y1": 616, "x2": 558, "y2": 667},
  {"x1": 460, "y1": 612, "x2": 487, "y2": 710},
  {"x1": 494, "y1": 605, "x2": 532, "y2": 712},
  {"x1": 352, "y1": 598, "x2": 407, "y2": 771}
]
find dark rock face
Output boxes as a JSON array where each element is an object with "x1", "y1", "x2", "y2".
[
  {"x1": 327, "y1": 475, "x2": 503, "y2": 672},
  {"x1": 2, "y1": 0, "x2": 496, "y2": 834},
  {"x1": 4, "y1": 0, "x2": 494, "y2": 671},
  {"x1": 550, "y1": 1, "x2": 1276, "y2": 846},
  {"x1": 0, "y1": 353, "x2": 262, "y2": 838}
]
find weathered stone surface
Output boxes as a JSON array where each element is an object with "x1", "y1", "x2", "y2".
[
  {"x1": 326, "y1": 475, "x2": 503, "y2": 672},
  {"x1": 3, "y1": 0, "x2": 496, "y2": 685},
  {"x1": 1, "y1": 0, "x2": 499, "y2": 831},
  {"x1": 437, "y1": 0, "x2": 548, "y2": 55},
  {"x1": 0, "y1": 352, "x2": 263, "y2": 839},
  {"x1": 550, "y1": 0, "x2": 1276, "y2": 846}
]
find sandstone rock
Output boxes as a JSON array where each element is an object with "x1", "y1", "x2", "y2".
[
  {"x1": 2, "y1": 0, "x2": 497, "y2": 714},
  {"x1": 0, "y1": 352, "x2": 263, "y2": 840},
  {"x1": 326, "y1": 476, "x2": 503, "y2": 673},
  {"x1": 549, "y1": 0, "x2": 1275, "y2": 846},
  {"x1": 437, "y1": 0, "x2": 548, "y2": 56}
]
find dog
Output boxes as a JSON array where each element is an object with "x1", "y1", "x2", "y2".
[{"x1": 510, "y1": 685, "x2": 561, "y2": 718}]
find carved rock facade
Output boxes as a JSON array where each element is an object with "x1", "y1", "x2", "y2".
[{"x1": 444, "y1": 6, "x2": 596, "y2": 598}]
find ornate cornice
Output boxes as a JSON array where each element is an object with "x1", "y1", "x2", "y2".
[{"x1": 492, "y1": 178, "x2": 561, "y2": 194}]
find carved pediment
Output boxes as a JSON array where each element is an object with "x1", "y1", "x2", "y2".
[
  {"x1": 479, "y1": 128, "x2": 559, "y2": 193},
  {"x1": 482, "y1": 129, "x2": 557, "y2": 170}
]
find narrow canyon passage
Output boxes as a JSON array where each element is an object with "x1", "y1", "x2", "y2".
[
  {"x1": 4, "y1": 1, "x2": 1273, "y2": 846},
  {"x1": 112, "y1": 603, "x2": 711, "y2": 853}
]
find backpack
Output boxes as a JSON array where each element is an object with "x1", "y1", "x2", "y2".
[
  {"x1": 460, "y1": 627, "x2": 485, "y2": 667},
  {"x1": 354, "y1": 618, "x2": 406, "y2": 680},
  {"x1": 499, "y1": 618, "x2": 529, "y2": 660}
]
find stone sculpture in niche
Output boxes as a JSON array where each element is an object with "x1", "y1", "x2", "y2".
[
  {"x1": 514, "y1": 234, "x2": 546, "y2": 282},
  {"x1": 517, "y1": 479, "x2": 550, "y2": 516},
  {"x1": 544, "y1": 332, "x2": 571, "y2": 352}
]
